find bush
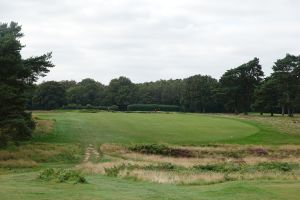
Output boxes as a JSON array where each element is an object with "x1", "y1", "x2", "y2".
[
  {"x1": 127, "y1": 104, "x2": 180, "y2": 112},
  {"x1": 193, "y1": 163, "x2": 242, "y2": 173},
  {"x1": 108, "y1": 105, "x2": 119, "y2": 111},
  {"x1": 62, "y1": 104, "x2": 108, "y2": 110},
  {"x1": 38, "y1": 168, "x2": 87, "y2": 183},
  {"x1": 255, "y1": 162, "x2": 297, "y2": 172},
  {"x1": 104, "y1": 164, "x2": 126, "y2": 177}
]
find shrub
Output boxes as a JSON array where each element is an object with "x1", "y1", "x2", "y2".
[
  {"x1": 38, "y1": 168, "x2": 87, "y2": 183},
  {"x1": 127, "y1": 104, "x2": 180, "y2": 112},
  {"x1": 38, "y1": 168, "x2": 55, "y2": 180},
  {"x1": 104, "y1": 164, "x2": 126, "y2": 177},
  {"x1": 62, "y1": 104, "x2": 108, "y2": 110},
  {"x1": 108, "y1": 105, "x2": 119, "y2": 111},
  {"x1": 255, "y1": 162, "x2": 297, "y2": 172}
]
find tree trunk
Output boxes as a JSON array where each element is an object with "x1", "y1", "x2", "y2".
[
  {"x1": 234, "y1": 107, "x2": 239, "y2": 115},
  {"x1": 271, "y1": 112, "x2": 274, "y2": 117},
  {"x1": 288, "y1": 107, "x2": 294, "y2": 117},
  {"x1": 281, "y1": 106, "x2": 285, "y2": 116},
  {"x1": 260, "y1": 112, "x2": 263, "y2": 116}
]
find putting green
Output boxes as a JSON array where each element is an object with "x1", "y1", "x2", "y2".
[{"x1": 35, "y1": 111, "x2": 260, "y2": 145}]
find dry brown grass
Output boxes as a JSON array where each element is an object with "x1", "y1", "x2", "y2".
[
  {"x1": 33, "y1": 118, "x2": 55, "y2": 135},
  {"x1": 76, "y1": 143, "x2": 300, "y2": 185},
  {"x1": 0, "y1": 143, "x2": 82, "y2": 167},
  {"x1": 120, "y1": 170, "x2": 225, "y2": 184},
  {"x1": 0, "y1": 159, "x2": 38, "y2": 168}
]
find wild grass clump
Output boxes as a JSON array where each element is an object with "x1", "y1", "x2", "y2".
[
  {"x1": 38, "y1": 168, "x2": 87, "y2": 184},
  {"x1": 104, "y1": 164, "x2": 126, "y2": 177}
]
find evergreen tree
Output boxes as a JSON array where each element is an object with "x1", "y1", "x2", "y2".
[{"x1": 0, "y1": 22, "x2": 53, "y2": 146}]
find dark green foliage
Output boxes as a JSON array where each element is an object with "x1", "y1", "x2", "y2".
[
  {"x1": 32, "y1": 81, "x2": 66, "y2": 110},
  {"x1": 253, "y1": 78, "x2": 279, "y2": 116},
  {"x1": 108, "y1": 105, "x2": 119, "y2": 111},
  {"x1": 183, "y1": 75, "x2": 220, "y2": 113},
  {"x1": 105, "y1": 77, "x2": 137, "y2": 110},
  {"x1": 252, "y1": 54, "x2": 300, "y2": 116},
  {"x1": 67, "y1": 78, "x2": 105, "y2": 106},
  {"x1": 220, "y1": 58, "x2": 264, "y2": 114},
  {"x1": 62, "y1": 104, "x2": 108, "y2": 110},
  {"x1": 0, "y1": 22, "x2": 53, "y2": 146},
  {"x1": 127, "y1": 104, "x2": 180, "y2": 112},
  {"x1": 136, "y1": 79, "x2": 183, "y2": 106},
  {"x1": 272, "y1": 54, "x2": 300, "y2": 116}
]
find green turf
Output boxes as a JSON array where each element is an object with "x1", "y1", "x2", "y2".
[
  {"x1": 2, "y1": 111, "x2": 300, "y2": 200},
  {"x1": 0, "y1": 172, "x2": 299, "y2": 200},
  {"x1": 34, "y1": 111, "x2": 300, "y2": 145}
]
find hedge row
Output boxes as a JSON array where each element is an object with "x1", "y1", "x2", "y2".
[
  {"x1": 127, "y1": 104, "x2": 180, "y2": 112},
  {"x1": 62, "y1": 104, "x2": 118, "y2": 111}
]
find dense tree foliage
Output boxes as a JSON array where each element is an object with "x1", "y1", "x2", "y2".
[
  {"x1": 219, "y1": 58, "x2": 264, "y2": 114},
  {"x1": 183, "y1": 75, "x2": 219, "y2": 113},
  {"x1": 105, "y1": 76, "x2": 137, "y2": 110},
  {"x1": 0, "y1": 22, "x2": 53, "y2": 146},
  {"x1": 66, "y1": 78, "x2": 104, "y2": 106},
  {"x1": 26, "y1": 55, "x2": 300, "y2": 115},
  {"x1": 32, "y1": 81, "x2": 66, "y2": 110}
]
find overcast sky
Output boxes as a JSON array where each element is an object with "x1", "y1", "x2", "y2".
[{"x1": 1, "y1": 0, "x2": 300, "y2": 84}]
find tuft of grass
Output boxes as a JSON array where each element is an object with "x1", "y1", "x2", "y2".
[{"x1": 104, "y1": 164, "x2": 126, "y2": 177}]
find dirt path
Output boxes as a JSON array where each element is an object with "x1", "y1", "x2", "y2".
[{"x1": 83, "y1": 144, "x2": 100, "y2": 162}]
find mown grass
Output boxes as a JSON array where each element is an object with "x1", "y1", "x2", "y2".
[
  {"x1": 0, "y1": 172, "x2": 300, "y2": 200},
  {"x1": 32, "y1": 111, "x2": 300, "y2": 145},
  {"x1": 1, "y1": 111, "x2": 300, "y2": 200}
]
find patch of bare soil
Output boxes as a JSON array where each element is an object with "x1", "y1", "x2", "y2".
[{"x1": 83, "y1": 144, "x2": 100, "y2": 163}]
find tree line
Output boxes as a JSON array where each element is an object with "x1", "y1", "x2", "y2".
[{"x1": 28, "y1": 56, "x2": 300, "y2": 116}]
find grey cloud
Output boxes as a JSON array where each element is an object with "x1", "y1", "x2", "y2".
[{"x1": 1, "y1": 0, "x2": 300, "y2": 84}]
